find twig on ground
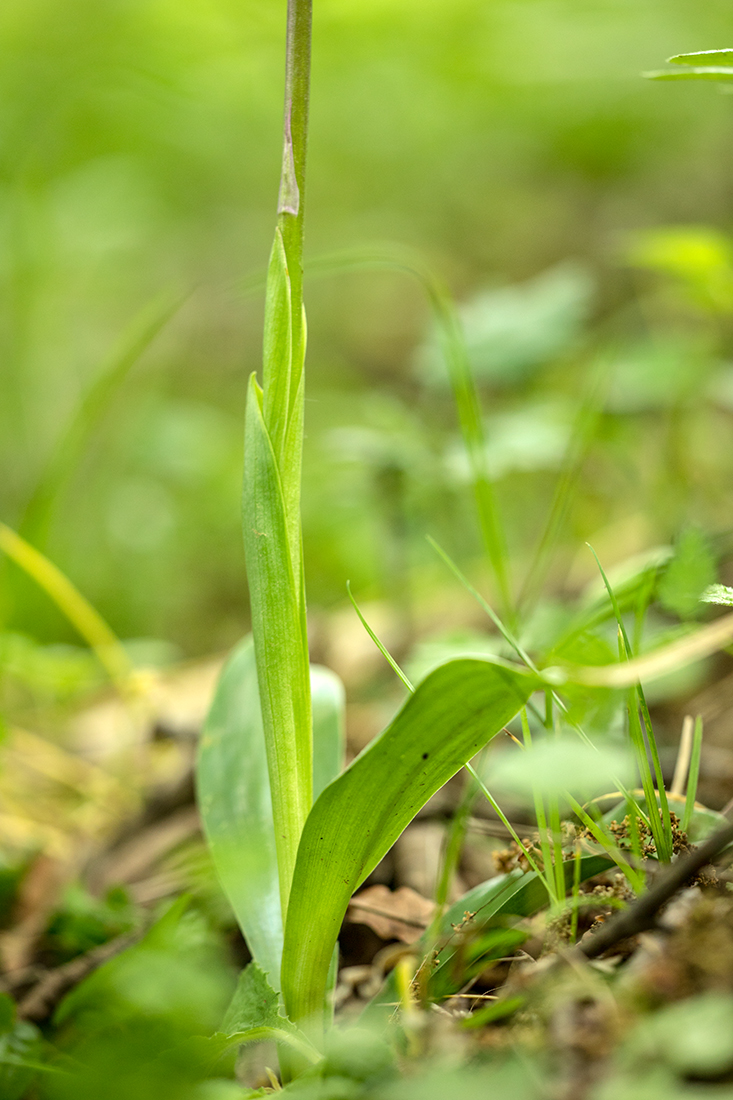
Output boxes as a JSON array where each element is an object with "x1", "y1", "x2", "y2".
[
  {"x1": 579, "y1": 821, "x2": 733, "y2": 960},
  {"x1": 17, "y1": 928, "x2": 144, "y2": 1021}
]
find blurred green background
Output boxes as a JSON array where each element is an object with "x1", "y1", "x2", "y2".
[{"x1": 2, "y1": 0, "x2": 733, "y2": 665}]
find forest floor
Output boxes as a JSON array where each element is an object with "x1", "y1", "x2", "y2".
[{"x1": 3, "y1": 601, "x2": 733, "y2": 1099}]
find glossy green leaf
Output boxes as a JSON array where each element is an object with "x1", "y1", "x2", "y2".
[
  {"x1": 669, "y1": 49, "x2": 733, "y2": 66},
  {"x1": 281, "y1": 657, "x2": 537, "y2": 1026},
  {"x1": 646, "y1": 68, "x2": 733, "y2": 82},
  {"x1": 197, "y1": 639, "x2": 281, "y2": 984},
  {"x1": 242, "y1": 374, "x2": 312, "y2": 917},
  {"x1": 197, "y1": 637, "x2": 345, "y2": 989},
  {"x1": 262, "y1": 229, "x2": 293, "y2": 464}
]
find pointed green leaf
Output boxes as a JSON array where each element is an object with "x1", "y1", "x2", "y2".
[
  {"x1": 281, "y1": 365, "x2": 306, "y2": 588},
  {"x1": 243, "y1": 374, "x2": 312, "y2": 916},
  {"x1": 646, "y1": 68, "x2": 733, "y2": 81},
  {"x1": 669, "y1": 49, "x2": 733, "y2": 66},
  {"x1": 701, "y1": 583, "x2": 733, "y2": 607},
  {"x1": 262, "y1": 229, "x2": 293, "y2": 464},
  {"x1": 197, "y1": 638, "x2": 345, "y2": 988},
  {"x1": 222, "y1": 963, "x2": 282, "y2": 1034},
  {"x1": 281, "y1": 657, "x2": 536, "y2": 1025},
  {"x1": 427, "y1": 854, "x2": 611, "y2": 983}
]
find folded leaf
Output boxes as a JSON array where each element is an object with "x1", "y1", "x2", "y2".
[
  {"x1": 281, "y1": 657, "x2": 536, "y2": 1026},
  {"x1": 262, "y1": 228, "x2": 293, "y2": 465},
  {"x1": 243, "y1": 375, "x2": 312, "y2": 915}
]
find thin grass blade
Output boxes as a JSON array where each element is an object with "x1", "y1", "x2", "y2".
[
  {"x1": 0, "y1": 522, "x2": 131, "y2": 693},
  {"x1": 682, "y1": 716, "x2": 704, "y2": 833}
]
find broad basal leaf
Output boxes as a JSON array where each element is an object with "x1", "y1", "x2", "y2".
[
  {"x1": 197, "y1": 637, "x2": 345, "y2": 989},
  {"x1": 281, "y1": 657, "x2": 536, "y2": 1026}
]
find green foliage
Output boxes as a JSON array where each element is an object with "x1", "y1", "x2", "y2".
[
  {"x1": 242, "y1": 368, "x2": 312, "y2": 916},
  {"x1": 197, "y1": 637, "x2": 344, "y2": 987},
  {"x1": 0, "y1": 993, "x2": 42, "y2": 1100},
  {"x1": 43, "y1": 884, "x2": 138, "y2": 964},
  {"x1": 221, "y1": 964, "x2": 281, "y2": 1035},
  {"x1": 488, "y1": 733, "x2": 634, "y2": 810},
  {"x1": 43, "y1": 898, "x2": 240, "y2": 1100},
  {"x1": 9, "y1": 9, "x2": 733, "y2": 1096},
  {"x1": 281, "y1": 658, "x2": 536, "y2": 1025},
  {"x1": 658, "y1": 527, "x2": 716, "y2": 621},
  {"x1": 418, "y1": 263, "x2": 593, "y2": 389},
  {"x1": 701, "y1": 582, "x2": 733, "y2": 607},
  {"x1": 625, "y1": 993, "x2": 733, "y2": 1078},
  {"x1": 628, "y1": 226, "x2": 733, "y2": 313}
]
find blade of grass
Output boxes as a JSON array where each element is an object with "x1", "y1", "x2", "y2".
[
  {"x1": 519, "y1": 709, "x2": 557, "y2": 904},
  {"x1": 627, "y1": 684, "x2": 670, "y2": 861},
  {"x1": 570, "y1": 843, "x2": 582, "y2": 943},
  {"x1": 682, "y1": 716, "x2": 704, "y2": 833},
  {"x1": 465, "y1": 762, "x2": 552, "y2": 894},
  {"x1": 427, "y1": 536, "x2": 532, "y2": 669},
  {"x1": 549, "y1": 611, "x2": 733, "y2": 688},
  {"x1": 567, "y1": 794, "x2": 645, "y2": 892},
  {"x1": 671, "y1": 715, "x2": 695, "y2": 799},
  {"x1": 428, "y1": 539, "x2": 651, "y2": 839},
  {"x1": 0, "y1": 522, "x2": 132, "y2": 694},
  {"x1": 518, "y1": 367, "x2": 607, "y2": 614},
  {"x1": 346, "y1": 581, "x2": 414, "y2": 692},
  {"x1": 299, "y1": 245, "x2": 513, "y2": 622},
  {"x1": 588, "y1": 545, "x2": 672, "y2": 859},
  {"x1": 19, "y1": 290, "x2": 186, "y2": 546}
]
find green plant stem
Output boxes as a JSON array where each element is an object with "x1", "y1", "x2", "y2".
[
  {"x1": 246, "y1": 0, "x2": 314, "y2": 924},
  {"x1": 278, "y1": 0, "x2": 311, "y2": 354},
  {"x1": 570, "y1": 843, "x2": 582, "y2": 943}
]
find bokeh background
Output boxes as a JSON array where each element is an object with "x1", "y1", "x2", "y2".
[{"x1": 2, "y1": 0, "x2": 733, "y2": 680}]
